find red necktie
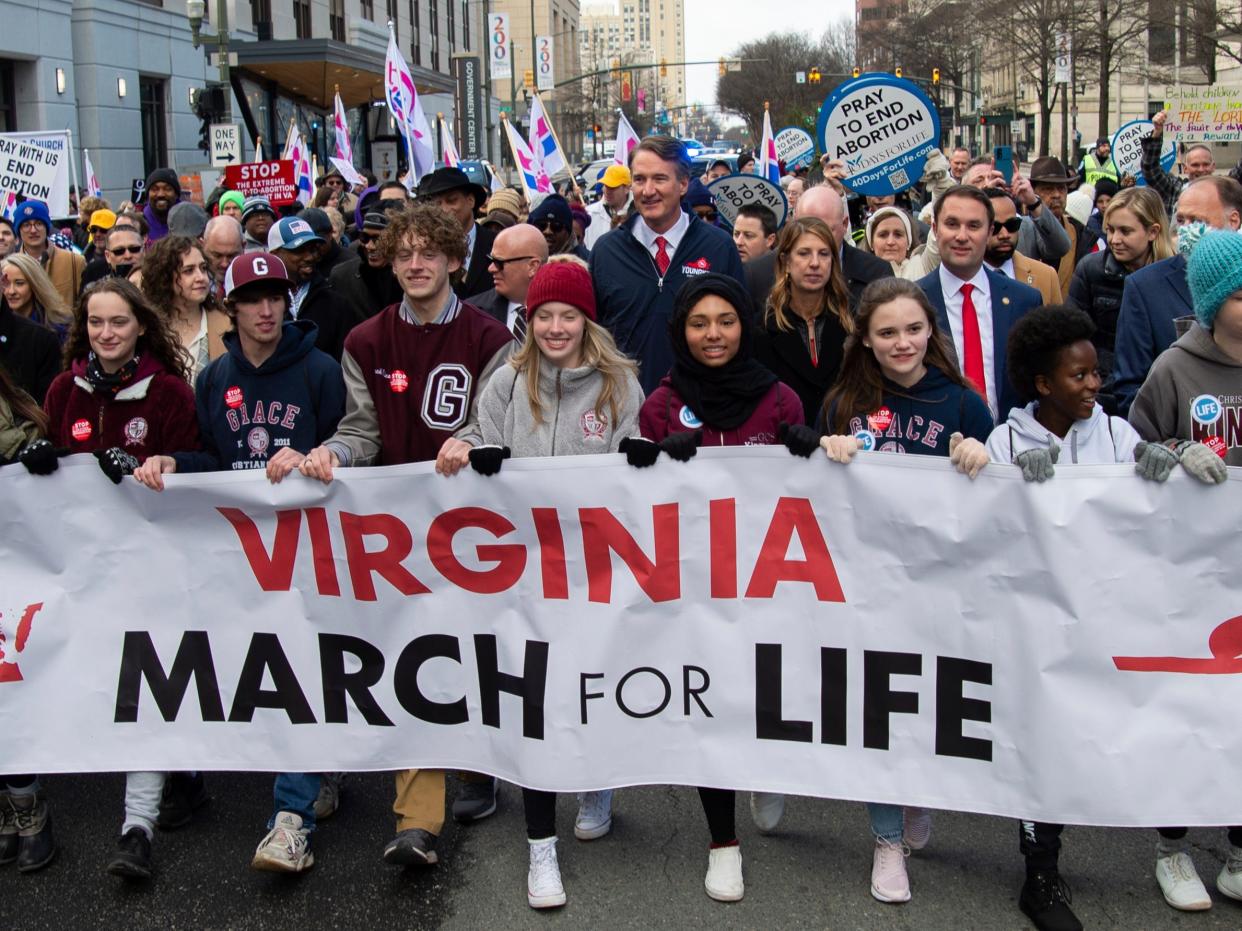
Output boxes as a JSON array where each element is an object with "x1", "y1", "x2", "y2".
[
  {"x1": 959, "y1": 283, "x2": 987, "y2": 401},
  {"x1": 654, "y1": 236, "x2": 670, "y2": 276}
]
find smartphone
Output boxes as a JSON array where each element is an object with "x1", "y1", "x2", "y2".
[{"x1": 994, "y1": 146, "x2": 1014, "y2": 186}]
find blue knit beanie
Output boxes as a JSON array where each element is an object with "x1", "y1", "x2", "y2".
[
  {"x1": 1186, "y1": 229, "x2": 1242, "y2": 329},
  {"x1": 14, "y1": 200, "x2": 51, "y2": 234}
]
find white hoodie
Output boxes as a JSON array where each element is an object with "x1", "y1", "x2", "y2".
[{"x1": 986, "y1": 401, "x2": 1143, "y2": 465}]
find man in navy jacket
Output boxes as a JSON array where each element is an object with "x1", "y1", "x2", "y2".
[
  {"x1": 918, "y1": 186, "x2": 1042, "y2": 423},
  {"x1": 590, "y1": 136, "x2": 745, "y2": 393}
]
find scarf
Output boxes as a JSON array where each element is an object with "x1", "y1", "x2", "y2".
[
  {"x1": 667, "y1": 274, "x2": 777, "y2": 431},
  {"x1": 85, "y1": 351, "x2": 141, "y2": 395}
]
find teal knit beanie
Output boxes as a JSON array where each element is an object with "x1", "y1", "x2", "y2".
[{"x1": 1186, "y1": 229, "x2": 1242, "y2": 329}]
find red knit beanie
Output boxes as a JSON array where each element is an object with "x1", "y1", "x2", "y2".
[{"x1": 524, "y1": 261, "x2": 597, "y2": 321}]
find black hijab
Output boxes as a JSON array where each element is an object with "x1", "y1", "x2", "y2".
[{"x1": 668, "y1": 273, "x2": 777, "y2": 430}]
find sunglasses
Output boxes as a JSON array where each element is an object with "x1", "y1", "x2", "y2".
[
  {"x1": 991, "y1": 217, "x2": 1023, "y2": 235},
  {"x1": 109, "y1": 245, "x2": 143, "y2": 256},
  {"x1": 89, "y1": 226, "x2": 111, "y2": 235},
  {"x1": 534, "y1": 218, "x2": 566, "y2": 233},
  {"x1": 487, "y1": 254, "x2": 535, "y2": 270},
  {"x1": 358, "y1": 232, "x2": 382, "y2": 245}
]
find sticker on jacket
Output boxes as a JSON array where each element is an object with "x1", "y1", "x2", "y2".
[
  {"x1": 71, "y1": 419, "x2": 92, "y2": 442},
  {"x1": 123, "y1": 417, "x2": 149, "y2": 446},
  {"x1": 581, "y1": 410, "x2": 608, "y2": 441},
  {"x1": 1191, "y1": 394, "x2": 1221, "y2": 426},
  {"x1": 678, "y1": 405, "x2": 703, "y2": 429},
  {"x1": 681, "y1": 257, "x2": 712, "y2": 276}
]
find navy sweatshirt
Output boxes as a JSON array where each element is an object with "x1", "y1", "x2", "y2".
[
  {"x1": 174, "y1": 320, "x2": 345, "y2": 472},
  {"x1": 820, "y1": 364, "x2": 994, "y2": 457}
]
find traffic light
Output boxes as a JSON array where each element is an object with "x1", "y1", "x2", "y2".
[
  {"x1": 193, "y1": 83, "x2": 225, "y2": 156},
  {"x1": 594, "y1": 123, "x2": 602, "y2": 135},
  {"x1": 718, "y1": 57, "x2": 726, "y2": 77},
  {"x1": 933, "y1": 67, "x2": 941, "y2": 85},
  {"x1": 895, "y1": 66, "x2": 903, "y2": 78},
  {"x1": 852, "y1": 66, "x2": 861, "y2": 79},
  {"x1": 808, "y1": 67, "x2": 821, "y2": 84},
  {"x1": 660, "y1": 58, "x2": 668, "y2": 78},
  {"x1": 524, "y1": 69, "x2": 535, "y2": 89},
  {"x1": 979, "y1": 115, "x2": 988, "y2": 126}
]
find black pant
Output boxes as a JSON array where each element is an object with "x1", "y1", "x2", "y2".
[
  {"x1": 523, "y1": 788, "x2": 556, "y2": 840},
  {"x1": 1019, "y1": 820, "x2": 1063, "y2": 873},
  {"x1": 1159, "y1": 825, "x2": 1242, "y2": 846},
  {"x1": 698, "y1": 787, "x2": 736, "y2": 845}
]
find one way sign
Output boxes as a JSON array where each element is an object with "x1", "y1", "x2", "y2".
[{"x1": 210, "y1": 123, "x2": 240, "y2": 167}]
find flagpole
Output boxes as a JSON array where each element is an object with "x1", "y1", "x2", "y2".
[
  {"x1": 533, "y1": 91, "x2": 580, "y2": 199},
  {"x1": 437, "y1": 112, "x2": 445, "y2": 164}
]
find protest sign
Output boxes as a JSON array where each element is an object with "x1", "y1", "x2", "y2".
[
  {"x1": 1161, "y1": 86, "x2": 1242, "y2": 142},
  {"x1": 2, "y1": 451, "x2": 1241, "y2": 828},
  {"x1": 775, "y1": 126, "x2": 816, "y2": 171},
  {"x1": 1111, "y1": 120, "x2": 1176, "y2": 185},
  {"x1": 0, "y1": 130, "x2": 71, "y2": 215},
  {"x1": 223, "y1": 159, "x2": 298, "y2": 205},
  {"x1": 708, "y1": 173, "x2": 789, "y2": 229},
  {"x1": 816, "y1": 73, "x2": 941, "y2": 196}
]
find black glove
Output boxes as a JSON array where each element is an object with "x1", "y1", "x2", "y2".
[
  {"x1": 659, "y1": 429, "x2": 702, "y2": 463},
  {"x1": 468, "y1": 444, "x2": 510, "y2": 476},
  {"x1": 619, "y1": 436, "x2": 661, "y2": 468},
  {"x1": 94, "y1": 447, "x2": 141, "y2": 485},
  {"x1": 778, "y1": 422, "x2": 821, "y2": 458},
  {"x1": 18, "y1": 439, "x2": 66, "y2": 476}
]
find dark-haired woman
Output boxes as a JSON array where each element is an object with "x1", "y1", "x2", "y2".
[
  {"x1": 37, "y1": 278, "x2": 201, "y2": 882},
  {"x1": 628, "y1": 272, "x2": 817, "y2": 903},
  {"x1": 141, "y1": 234, "x2": 230, "y2": 383},
  {"x1": 753, "y1": 217, "x2": 854, "y2": 424}
]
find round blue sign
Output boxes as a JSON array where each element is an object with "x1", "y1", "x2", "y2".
[{"x1": 1111, "y1": 119, "x2": 1177, "y2": 187}]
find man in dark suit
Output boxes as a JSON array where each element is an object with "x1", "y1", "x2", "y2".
[
  {"x1": 744, "y1": 183, "x2": 891, "y2": 313},
  {"x1": 1113, "y1": 174, "x2": 1242, "y2": 414},
  {"x1": 463, "y1": 223, "x2": 548, "y2": 339},
  {"x1": 416, "y1": 167, "x2": 497, "y2": 299},
  {"x1": 918, "y1": 185, "x2": 1042, "y2": 422}
]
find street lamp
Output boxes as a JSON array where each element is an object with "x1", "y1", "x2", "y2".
[{"x1": 186, "y1": 0, "x2": 232, "y2": 122}]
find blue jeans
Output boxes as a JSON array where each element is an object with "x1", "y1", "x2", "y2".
[
  {"x1": 272, "y1": 773, "x2": 320, "y2": 830},
  {"x1": 867, "y1": 802, "x2": 903, "y2": 843}
]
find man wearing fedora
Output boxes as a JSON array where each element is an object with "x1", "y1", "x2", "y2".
[
  {"x1": 417, "y1": 167, "x2": 497, "y2": 300},
  {"x1": 1029, "y1": 156, "x2": 1095, "y2": 296}
]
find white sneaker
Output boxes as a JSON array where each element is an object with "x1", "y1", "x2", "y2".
[
  {"x1": 313, "y1": 773, "x2": 343, "y2": 820},
  {"x1": 903, "y1": 807, "x2": 932, "y2": 851},
  {"x1": 1156, "y1": 851, "x2": 1211, "y2": 910},
  {"x1": 527, "y1": 837, "x2": 566, "y2": 909},
  {"x1": 750, "y1": 792, "x2": 785, "y2": 835},
  {"x1": 1217, "y1": 844, "x2": 1242, "y2": 901},
  {"x1": 574, "y1": 790, "x2": 613, "y2": 840},
  {"x1": 251, "y1": 811, "x2": 313, "y2": 873},
  {"x1": 705, "y1": 844, "x2": 744, "y2": 902},
  {"x1": 871, "y1": 837, "x2": 911, "y2": 903}
]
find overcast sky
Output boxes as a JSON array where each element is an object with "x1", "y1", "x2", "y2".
[{"x1": 683, "y1": 0, "x2": 856, "y2": 110}]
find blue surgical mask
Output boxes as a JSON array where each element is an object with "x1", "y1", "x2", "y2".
[{"x1": 1177, "y1": 220, "x2": 1209, "y2": 257}]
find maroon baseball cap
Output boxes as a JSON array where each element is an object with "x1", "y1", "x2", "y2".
[{"x1": 223, "y1": 252, "x2": 294, "y2": 298}]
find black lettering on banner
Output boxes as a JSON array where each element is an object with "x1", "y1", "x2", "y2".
[
  {"x1": 820, "y1": 647, "x2": 847, "y2": 745},
  {"x1": 318, "y1": 633, "x2": 396, "y2": 726},
  {"x1": 580, "y1": 672, "x2": 605, "y2": 724},
  {"x1": 474, "y1": 634, "x2": 548, "y2": 739},
  {"x1": 615, "y1": 666, "x2": 671, "y2": 718},
  {"x1": 754, "y1": 644, "x2": 812, "y2": 742},
  {"x1": 228, "y1": 633, "x2": 317, "y2": 724},
  {"x1": 114, "y1": 630, "x2": 225, "y2": 723},
  {"x1": 683, "y1": 665, "x2": 712, "y2": 717},
  {"x1": 863, "y1": 650, "x2": 921, "y2": 750},
  {"x1": 935, "y1": 656, "x2": 993, "y2": 761},
  {"x1": 393, "y1": 634, "x2": 468, "y2": 725}
]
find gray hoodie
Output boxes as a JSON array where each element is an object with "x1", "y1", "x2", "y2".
[
  {"x1": 1128, "y1": 324, "x2": 1242, "y2": 467},
  {"x1": 474, "y1": 360, "x2": 643, "y2": 457},
  {"x1": 987, "y1": 401, "x2": 1142, "y2": 465}
]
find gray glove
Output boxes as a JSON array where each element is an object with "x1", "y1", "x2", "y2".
[
  {"x1": 1134, "y1": 441, "x2": 1179, "y2": 482},
  {"x1": 1176, "y1": 440, "x2": 1228, "y2": 484},
  {"x1": 1013, "y1": 441, "x2": 1059, "y2": 482},
  {"x1": 1135, "y1": 440, "x2": 1226, "y2": 484}
]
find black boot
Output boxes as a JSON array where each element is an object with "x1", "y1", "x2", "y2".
[
  {"x1": 13, "y1": 791, "x2": 57, "y2": 872},
  {"x1": 157, "y1": 772, "x2": 209, "y2": 830},
  {"x1": 1020, "y1": 869, "x2": 1083, "y2": 931},
  {"x1": 0, "y1": 792, "x2": 18, "y2": 866},
  {"x1": 106, "y1": 827, "x2": 152, "y2": 881}
]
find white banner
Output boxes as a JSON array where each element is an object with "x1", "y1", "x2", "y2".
[
  {"x1": 536, "y1": 35, "x2": 555, "y2": 92},
  {"x1": 0, "y1": 130, "x2": 72, "y2": 215},
  {"x1": 489, "y1": 13, "x2": 512, "y2": 81},
  {"x1": 1055, "y1": 32, "x2": 1072, "y2": 85},
  {"x1": 2, "y1": 451, "x2": 1241, "y2": 828}
]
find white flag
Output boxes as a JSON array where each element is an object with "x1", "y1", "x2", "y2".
[
  {"x1": 83, "y1": 149, "x2": 102, "y2": 198},
  {"x1": 615, "y1": 110, "x2": 640, "y2": 166},
  {"x1": 438, "y1": 115, "x2": 460, "y2": 168},
  {"x1": 527, "y1": 93, "x2": 566, "y2": 177},
  {"x1": 333, "y1": 91, "x2": 354, "y2": 165},
  {"x1": 384, "y1": 27, "x2": 436, "y2": 186}
]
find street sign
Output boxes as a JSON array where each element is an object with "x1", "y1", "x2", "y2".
[
  {"x1": 210, "y1": 123, "x2": 240, "y2": 167},
  {"x1": 795, "y1": 71, "x2": 806, "y2": 84}
]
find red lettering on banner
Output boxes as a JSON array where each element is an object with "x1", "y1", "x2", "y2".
[
  {"x1": 305, "y1": 507, "x2": 341, "y2": 597},
  {"x1": 218, "y1": 507, "x2": 302, "y2": 591},
  {"x1": 709, "y1": 498, "x2": 737, "y2": 599},
  {"x1": 340, "y1": 511, "x2": 430, "y2": 601},
  {"x1": 1113, "y1": 614, "x2": 1242, "y2": 674},
  {"x1": 744, "y1": 497, "x2": 846, "y2": 602},
  {"x1": 580, "y1": 503, "x2": 681, "y2": 603},
  {"x1": 532, "y1": 508, "x2": 569, "y2": 599},
  {"x1": 427, "y1": 507, "x2": 526, "y2": 594}
]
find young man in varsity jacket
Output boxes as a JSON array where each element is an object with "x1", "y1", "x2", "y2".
[{"x1": 300, "y1": 203, "x2": 514, "y2": 868}]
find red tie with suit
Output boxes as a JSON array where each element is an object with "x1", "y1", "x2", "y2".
[
  {"x1": 654, "y1": 236, "x2": 671, "y2": 276},
  {"x1": 959, "y1": 283, "x2": 987, "y2": 401}
]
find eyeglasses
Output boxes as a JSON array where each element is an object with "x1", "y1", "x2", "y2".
[
  {"x1": 991, "y1": 217, "x2": 1023, "y2": 235},
  {"x1": 89, "y1": 226, "x2": 110, "y2": 235},
  {"x1": 109, "y1": 245, "x2": 143, "y2": 256},
  {"x1": 487, "y1": 254, "x2": 535, "y2": 270},
  {"x1": 533, "y1": 218, "x2": 566, "y2": 233},
  {"x1": 358, "y1": 232, "x2": 381, "y2": 245}
]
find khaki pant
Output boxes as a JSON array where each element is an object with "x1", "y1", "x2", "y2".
[{"x1": 392, "y1": 769, "x2": 445, "y2": 834}]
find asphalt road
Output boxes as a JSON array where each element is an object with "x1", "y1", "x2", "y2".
[{"x1": 2, "y1": 772, "x2": 1239, "y2": 929}]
